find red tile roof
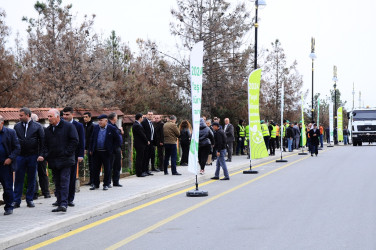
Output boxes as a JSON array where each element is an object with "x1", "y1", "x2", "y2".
[{"x1": 0, "y1": 108, "x2": 124, "y2": 121}]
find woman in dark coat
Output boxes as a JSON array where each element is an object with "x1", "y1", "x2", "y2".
[
  {"x1": 198, "y1": 118, "x2": 214, "y2": 174},
  {"x1": 309, "y1": 123, "x2": 321, "y2": 156},
  {"x1": 179, "y1": 120, "x2": 192, "y2": 166}
]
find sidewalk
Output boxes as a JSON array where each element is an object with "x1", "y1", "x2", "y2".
[{"x1": 0, "y1": 152, "x2": 294, "y2": 249}]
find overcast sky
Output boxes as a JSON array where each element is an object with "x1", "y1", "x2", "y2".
[{"x1": 2, "y1": 0, "x2": 376, "y2": 110}]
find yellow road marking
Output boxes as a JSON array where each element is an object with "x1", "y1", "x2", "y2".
[
  {"x1": 106, "y1": 155, "x2": 310, "y2": 250},
  {"x1": 25, "y1": 152, "x2": 299, "y2": 250}
]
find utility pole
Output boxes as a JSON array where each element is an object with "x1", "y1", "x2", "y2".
[{"x1": 352, "y1": 82, "x2": 355, "y2": 110}]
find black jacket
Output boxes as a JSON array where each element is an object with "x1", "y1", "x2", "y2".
[
  {"x1": 43, "y1": 120, "x2": 79, "y2": 169},
  {"x1": 141, "y1": 118, "x2": 154, "y2": 142},
  {"x1": 90, "y1": 124, "x2": 121, "y2": 154},
  {"x1": 179, "y1": 128, "x2": 191, "y2": 145},
  {"x1": 0, "y1": 127, "x2": 21, "y2": 171},
  {"x1": 72, "y1": 120, "x2": 85, "y2": 158},
  {"x1": 153, "y1": 121, "x2": 164, "y2": 146},
  {"x1": 309, "y1": 128, "x2": 321, "y2": 146},
  {"x1": 14, "y1": 120, "x2": 44, "y2": 156},
  {"x1": 224, "y1": 123, "x2": 235, "y2": 143},
  {"x1": 214, "y1": 128, "x2": 227, "y2": 151},
  {"x1": 83, "y1": 120, "x2": 94, "y2": 150},
  {"x1": 286, "y1": 126, "x2": 294, "y2": 138},
  {"x1": 133, "y1": 121, "x2": 148, "y2": 149}
]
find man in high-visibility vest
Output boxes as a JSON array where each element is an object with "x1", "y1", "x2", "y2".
[
  {"x1": 275, "y1": 124, "x2": 280, "y2": 149},
  {"x1": 268, "y1": 121, "x2": 276, "y2": 155},
  {"x1": 282, "y1": 120, "x2": 288, "y2": 152},
  {"x1": 260, "y1": 120, "x2": 270, "y2": 150},
  {"x1": 236, "y1": 119, "x2": 245, "y2": 155},
  {"x1": 245, "y1": 123, "x2": 250, "y2": 159}
]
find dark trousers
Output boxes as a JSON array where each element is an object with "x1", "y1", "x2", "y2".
[
  {"x1": 52, "y1": 166, "x2": 71, "y2": 208},
  {"x1": 311, "y1": 144, "x2": 319, "y2": 155},
  {"x1": 198, "y1": 145, "x2": 211, "y2": 170},
  {"x1": 181, "y1": 142, "x2": 190, "y2": 164},
  {"x1": 0, "y1": 164, "x2": 14, "y2": 211},
  {"x1": 143, "y1": 143, "x2": 154, "y2": 172},
  {"x1": 135, "y1": 145, "x2": 145, "y2": 177},
  {"x1": 112, "y1": 147, "x2": 122, "y2": 185},
  {"x1": 236, "y1": 137, "x2": 245, "y2": 155},
  {"x1": 93, "y1": 150, "x2": 112, "y2": 187},
  {"x1": 87, "y1": 152, "x2": 94, "y2": 184},
  {"x1": 14, "y1": 155, "x2": 38, "y2": 203},
  {"x1": 68, "y1": 160, "x2": 78, "y2": 203},
  {"x1": 156, "y1": 145, "x2": 164, "y2": 171},
  {"x1": 226, "y1": 142, "x2": 233, "y2": 160},
  {"x1": 269, "y1": 138, "x2": 276, "y2": 155},
  {"x1": 35, "y1": 160, "x2": 50, "y2": 196},
  {"x1": 264, "y1": 136, "x2": 270, "y2": 150},
  {"x1": 276, "y1": 136, "x2": 280, "y2": 148},
  {"x1": 164, "y1": 144, "x2": 177, "y2": 174}
]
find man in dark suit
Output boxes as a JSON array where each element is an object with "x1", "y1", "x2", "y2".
[
  {"x1": 83, "y1": 112, "x2": 94, "y2": 186},
  {"x1": 141, "y1": 111, "x2": 157, "y2": 174},
  {"x1": 224, "y1": 118, "x2": 234, "y2": 162},
  {"x1": 0, "y1": 115, "x2": 21, "y2": 215},
  {"x1": 108, "y1": 112, "x2": 123, "y2": 187},
  {"x1": 43, "y1": 109, "x2": 79, "y2": 212},
  {"x1": 13, "y1": 107, "x2": 45, "y2": 208},
  {"x1": 309, "y1": 124, "x2": 321, "y2": 157},
  {"x1": 153, "y1": 115, "x2": 164, "y2": 171},
  {"x1": 62, "y1": 107, "x2": 85, "y2": 207},
  {"x1": 132, "y1": 113, "x2": 149, "y2": 177},
  {"x1": 89, "y1": 114, "x2": 120, "y2": 190}
]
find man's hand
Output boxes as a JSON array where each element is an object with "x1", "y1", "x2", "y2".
[
  {"x1": 4, "y1": 158, "x2": 12, "y2": 165},
  {"x1": 37, "y1": 156, "x2": 44, "y2": 162},
  {"x1": 120, "y1": 127, "x2": 124, "y2": 135},
  {"x1": 90, "y1": 151, "x2": 93, "y2": 155},
  {"x1": 159, "y1": 143, "x2": 163, "y2": 146},
  {"x1": 148, "y1": 141, "x2": 150, "y2": 145},
  {"x1": 78, "y1": 157, "x2": 84, "y2": 163}
]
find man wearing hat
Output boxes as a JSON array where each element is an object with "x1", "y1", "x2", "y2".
[
  {"x1": 260, "y1": 120, "x2": 270, "y2": 150},
  {"x1": 89, "y1": 114, "x2": 121, "y2": 190}
]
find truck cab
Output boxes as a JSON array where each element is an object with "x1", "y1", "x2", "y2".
[{"x1": 348, "y1": 108, "x2": 376, "y2": 146}]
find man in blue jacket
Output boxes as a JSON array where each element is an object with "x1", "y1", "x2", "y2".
[
  {"x1": 43, "y1": 109, "x2": 79, "y2": 212},
  {"x1": 0, "y1": 115, "x2": 21, "y2": 215},
  {"x1": 90, "y1": 114, "x2": 120, "y2": 190},
  {"x1": 108, "y1": 112, "x2": 123, "y2": 187},
  {"x1": 13, "y1": 107, "x2": 45, "y2": 208},
  {"x1": 62, "y1": 107, "x2": 85, "y2": 207}
]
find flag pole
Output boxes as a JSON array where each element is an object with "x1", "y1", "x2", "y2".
[{"x1": 276, "y1": 79, "x2": 288, "y2": 162}]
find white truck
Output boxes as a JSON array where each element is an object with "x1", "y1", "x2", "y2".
[{"x1": 348, "y1": 108, "x2": 376, "y2": 146}]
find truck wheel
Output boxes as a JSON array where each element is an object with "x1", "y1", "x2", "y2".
[
  {"x1": 359, "y1": 142, "x2": 363, "y2": 146},
  {"x1": 353, "y1": 141, "x2": 357, "y2": 146}
]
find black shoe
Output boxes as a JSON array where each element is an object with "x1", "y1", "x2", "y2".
[
  {"x1": 315, "y1": 154, "x2": 318, "y2": 157},
  {"x1": 27, "y1": 201, "x2": 35, "y2": 208},
  {"x1": 68, "y1": 201, "x2": 75, "y2": 207},
  {"x1": 52, "y1": 201, "x2": 59, "y2": 206},
  {"x1": 180, "y1": 163, "x2": 188, "y2": 166},
  {"x1": 84, "y1": 182, "x2": 92, "y2": 186},
  {"x1": 4, "y1": 210, "x2": 13, "y2": 215},
  {"x1": 44, "y1": 194, "x2": 51, "y2": 199},
  {"x1": 137, "y1": 173, "x2": 147, "y2": 177},
  {"x1": 146, "y1": 172, "x2": 154, "y2": 176},
  {"x1": 164, "y1": 172, "x2": 169, "y2": 175},
  {"x1": 172, "y1": 172, "x2": 182, "y2": 175},
  {"x1": 220, "y1": 177, "x2": 230, "y2": 180},
  {"x1": 89, "y1": 185, "x2": 98, "y2": 190},
  {"x1": 151, "y1": 168, "x2": 161, "y2": 172},
  {"x1": 108, "y1": 184, "x2": 113, "y2": 188},
  {"x1": 225, "y1": 159, "x2": 232, "y2": 162},
  {"x1": 103, "y1": 186, "x2": 109, "y2": 191},
  {"x1": 12, "y1": 202, "x2": 20, "y2": 208},
  {"x1": 311, "y1": 154, "x2": 313, "y2": 157},
  {"x1": 211, "y1": 177, "x2": 219, "y2": 180},
  {"x1": 52, "y1": 206, "x2": 67, "y2": 212},
  {"x1": 113, "y1": 184, "x2": 123, "y2": 187}
]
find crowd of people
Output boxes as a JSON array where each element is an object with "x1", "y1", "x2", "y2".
[{"x1": 0, "y1": 108, "x2": 351, "y2": 216}]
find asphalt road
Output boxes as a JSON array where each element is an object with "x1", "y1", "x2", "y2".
[{"x1": 12, "y1": 144, "x2": 376, "y2": 250}]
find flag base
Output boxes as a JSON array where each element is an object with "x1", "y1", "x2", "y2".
[
  {"x1": 298, "y1": 152, "x2": 308, "y2": 155},
  {"x1": 276, "y1": 159, "x2": 288, "y2": 162},
  {"x1": 318, "y1": 148, "x2": 323, "y2": 150},
  {"x1": 243, "y1": 170, "x2": 258, "y2": 174},
  {"x1": 327, "y1": 145, "x2": 334, "y2": 147},
  {"x1": 186, "y1": 190, "x2": 208, "y2": 197}
]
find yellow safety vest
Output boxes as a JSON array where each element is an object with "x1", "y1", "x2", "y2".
[
  {"x1": 238, "y1": 125, "x2": 245, "y2": 137},
  {"x1": 261, "y1": 124, "x2": 270, "y2": 137},
  {"x1": 271, "y1": 125, "x2": 276, "y2": 138}
]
